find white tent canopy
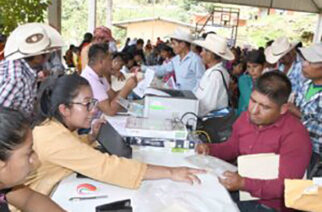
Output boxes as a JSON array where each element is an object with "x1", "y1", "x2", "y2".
[
  {"x1": 198, "y1": 0, "x2": 322, "y2": 13},
  {"x1": 198, "y1": 0, "x2": 322, "y2": 42}
]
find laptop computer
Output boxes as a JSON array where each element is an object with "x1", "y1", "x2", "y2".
[{"x1": 96, "y1": 121, "x2": 132, "y2": 158}]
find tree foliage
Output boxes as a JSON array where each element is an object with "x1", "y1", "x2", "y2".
[{"x1": 0, "y1": 0, "x2": 50, "y2": 35}]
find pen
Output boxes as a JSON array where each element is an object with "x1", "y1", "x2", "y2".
[{"x1": 69, "y1": 195, "x2": 108, "y2": 201}]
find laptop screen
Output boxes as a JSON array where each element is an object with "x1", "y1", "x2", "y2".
[{"x1": 96, "y1": 121, "x2": 132, "y2": 158}]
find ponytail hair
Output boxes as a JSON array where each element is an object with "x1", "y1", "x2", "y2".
[{"x1": 36, "y1": 73, "x2": 90, "y2": 125}]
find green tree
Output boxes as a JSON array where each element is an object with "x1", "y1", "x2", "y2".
[{"x1": 0, "y1": 0, "x2": 50, "y2": 35}]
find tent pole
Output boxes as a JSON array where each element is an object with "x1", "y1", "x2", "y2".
[{"x1": 313, "y1": 13, "x2": 322, "y2": 43}]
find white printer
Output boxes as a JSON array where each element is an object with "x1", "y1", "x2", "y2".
[{"x1": 143, "y1": 88, "x2": 199, "y2": 129}]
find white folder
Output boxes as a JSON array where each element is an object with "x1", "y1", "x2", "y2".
[{"x1": 237, "y1": 153, "x2": 280, "y2": 201}]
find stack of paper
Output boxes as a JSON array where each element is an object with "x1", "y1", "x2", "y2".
[{"x1": 237, "y1": 153, "x2": 280, "y2": 201}]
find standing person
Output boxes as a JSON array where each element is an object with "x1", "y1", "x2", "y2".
[
  {"x1": 237, "y1": 50, "x2": 266, "y2": 115},
  {"x1": 288, "y1": 43, "x2": 322, "y2": 178},
  {"x1": 81, "y1": 26, "x2": 116, "y2": 70},
  {"x1": 0, "y1": 34, "x2": 6, "y2": 61},
  {"x1": 265, "y1": 36, "x2": 305, "y2": 93},
  {"x1": 0, "y1": 23, "x2": 64, "y2": 118},
  {"x1": 143, "y1": 28, "x2": 205, "y2": 91},
  {"x1": 196, "y1": 72, "x2": 312, "y2": 212},
  {"x1": 0, "y1": 107, "x2": 65, "y2": 212},
  {"x1": 158, "y1": 44, "x2": 176, "y2": 82},
  {"x1": 27, "y1": 73, "x2": 205, "y2": 196},
  {"x1": 193, "y1": 34, "x2": 234, "y2": 116}
]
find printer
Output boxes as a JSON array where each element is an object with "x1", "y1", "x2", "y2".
[{"x1": 143, "y1": 88, "x2": 199, "y2": 129}]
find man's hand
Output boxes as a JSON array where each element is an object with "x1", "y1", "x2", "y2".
[
  {"x1": 195, "y1": 143, "x2": 210, "y2": 155},
  {"x1": 218, "y1": 171, "x2": 245, "y2": 191},
  {"x1": 116, "y1": 72, "x2": 126, "y2": 81}
]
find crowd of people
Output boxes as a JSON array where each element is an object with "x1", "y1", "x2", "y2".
[{"x1": 0, "y1": 21, "x2": 320, "y2": 212}]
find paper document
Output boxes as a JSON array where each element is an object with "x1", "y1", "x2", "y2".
[
  {"x1": 111, "y1": 74, "x2": 133, "y2": 92},
  {"x1": 237, "y1": 153, "x2": 279, "y2": 201},
  {"x1": 186, "y1": 154, "x2": 237, "y2": 177},
  {"x1": 111, "y1": 72, "x2": 144, "y2": 92},
  {"x1": 133, "y1": 69, "x2": 155, "y2": 98},
  {"x1": 144, "y1": 87, "x2": 171, "y2": 97}
]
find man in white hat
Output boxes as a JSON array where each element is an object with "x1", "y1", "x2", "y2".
[
  {"x1": 193, "y1": 34, "x2": 234, "y2": 116},
  {"x1": 289, "y1": 43, "x2": 322, "y2": 178},
  {"x1": 264, "y1": 36, "x2": 305, "y2": 93},
  {"x1": 0, "y1": 23, "x2": 64, "y2": 117},
  {"x1": 143, "y1": 27, "x2": 205, "y2": 91}
]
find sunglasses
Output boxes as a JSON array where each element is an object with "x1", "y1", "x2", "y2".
[{"x1": 70, "y1": 98, "x2": 98, "y2": 111}]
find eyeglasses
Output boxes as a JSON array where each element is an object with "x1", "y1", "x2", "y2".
[{"x1": 70, "y1": 98, "x2": 98, "y2": 111}]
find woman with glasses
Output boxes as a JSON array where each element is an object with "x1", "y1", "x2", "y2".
[
  {"x1": 0, "y1": 108, "x2": 64, "y2": 212},
  {"x1": 26, "y1": 74, "x2": 204, "y2": 196}
]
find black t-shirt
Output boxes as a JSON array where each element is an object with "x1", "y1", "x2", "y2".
[{"x1": 0, "y1": 188, "x2": 11, "y2": 212}]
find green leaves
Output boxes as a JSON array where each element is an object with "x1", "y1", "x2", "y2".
[{"x1": 0, "y1": 0, "x2": 50, "y2": 35}]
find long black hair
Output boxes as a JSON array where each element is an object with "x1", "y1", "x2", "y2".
[
  {"x1": 36, "y1": 73, "x2": 90, "y2": 125},
  {"x1": 0, "y1": 107, "x2": 30, "y2": 161}
]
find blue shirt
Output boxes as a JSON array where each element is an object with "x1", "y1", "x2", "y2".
[
  {"x1": 148, "y1": 51, "x2": 205, "y2": 91},
  {"x1": 278, "y1": 54, "x2": 306, "y2": 93},
  {"x1": 295, "y1": 80, "x2": 322, "y2": 153}
]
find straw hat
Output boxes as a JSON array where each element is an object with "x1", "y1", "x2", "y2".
[
  {"x1": 5, "y1": 23, "x2": 64, "y2": 60},
  {"x1": 193, "y1": 34, "x2": 235, "y2": 61},
  {"x1": 264, "y1": 36, "x2": 299, "y2": 64},
  {"x1": 168, "y1": 27, "x2": 193, "y2": 44},
  {"x1": 299, "y1": 43, "x2": 322, "y2": 63}
]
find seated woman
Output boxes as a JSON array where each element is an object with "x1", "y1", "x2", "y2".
[
  {"x1": 27, "y1": 74, "x2": 204, "y2": 196},
  {"x1": 193, "y1": 34, "x2": 235, "y2": 116},
  {"x1": 0, "y1": 107, "x2": 64, "y2": 211},
  {"x1": 237, "y1": 50, "x2": 266, "y2": 115}
]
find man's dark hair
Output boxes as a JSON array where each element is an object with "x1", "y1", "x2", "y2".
[
  {"x1": 112, "y1": 52, "x2": 127, "y2": 63},
  {"x1": 137, "y1": 39, "x2": 144, "y2": 45},
  {"x1": 88, "y1": 43, "x2": 109, "y2": 65},
  {"x1": 254, "y1": 71, "x2": 292, "y2": 106},
  {"x1": 246, "y1": 50, "x2": 266, "y2": 65}
]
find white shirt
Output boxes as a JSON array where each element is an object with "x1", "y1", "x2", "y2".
[{"x1": 194, "y1": 62, "x2": 230, "y2": 116}]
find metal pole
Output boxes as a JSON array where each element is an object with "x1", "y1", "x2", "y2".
[
  {"x1": 313, "y1": 13, "x2": 322, "y2": 43},
  {"x1": 88, "y1": 0, "x2": 97, "y2": 33},
  {"x1": 106, "y1": 0, "x2": 113, "y2": 28}
]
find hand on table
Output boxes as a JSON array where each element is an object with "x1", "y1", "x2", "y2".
[
  {"x1": 218, "y1": 171, "x2": 245, "y2": 191},
  {"x1": 195, "y1": 143, "x2": 210, "y2": 155},
  {"x1": 169, "y1": 167, "x2": 206, "y2": 185}
]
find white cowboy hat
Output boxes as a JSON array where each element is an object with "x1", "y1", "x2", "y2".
[
  {"x1": 299, "y1": 43, "x2": 322, "y2": 63},
  {"x1": 168, "y1": 27, "x2": 193, "y2": 44},
  {"x1": 5, "y1": 23, "x2": 64, "y2": 60},
  {"x1": 264, "y1": 36, "x2": 299, "y2": 64},
  {"x1": 193, "y1": 34, "x2": 235, "y2": 61}
]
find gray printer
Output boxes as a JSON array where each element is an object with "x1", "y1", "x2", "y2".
[{"x1": 143, "y1": 88, "x2": 199, "y2": 129}]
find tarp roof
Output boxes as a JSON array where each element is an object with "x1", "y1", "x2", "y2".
[
  {"x1": 113, "y1": 17, "x2": 196, "y2": 29},
  {"x1": 197, "y1": 0, "x2": 322, "y2": 13}
]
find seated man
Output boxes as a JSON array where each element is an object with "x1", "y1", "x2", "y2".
[
  {"x1": 289, "y1": 43, "x2": 322, "y2": 178},
  {"x1": 81, "y1": 43, "x2": 138, "y2": 116},
  {"x1": 196, "y1": 72, "x2": 312, "y2": 212}
]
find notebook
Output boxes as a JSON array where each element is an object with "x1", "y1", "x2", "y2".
[{"x1": 237, "y1": 153, "x2": 280, "y2": 201}]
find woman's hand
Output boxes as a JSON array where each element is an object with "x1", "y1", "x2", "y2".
[
  {"x1": 169, "y1": 167, "x2": 206, "y2": 185},
  {"x1": 88, "y1": 119, "x2": 106, "y2": 142}
]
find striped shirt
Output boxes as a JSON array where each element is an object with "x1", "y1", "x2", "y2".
[
  {"x1": 0, "y1": 59, "x2": 37, "y2": 116},
  {"x1": 295, "y1": 80, "x2": 322, "y2": 153}
]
